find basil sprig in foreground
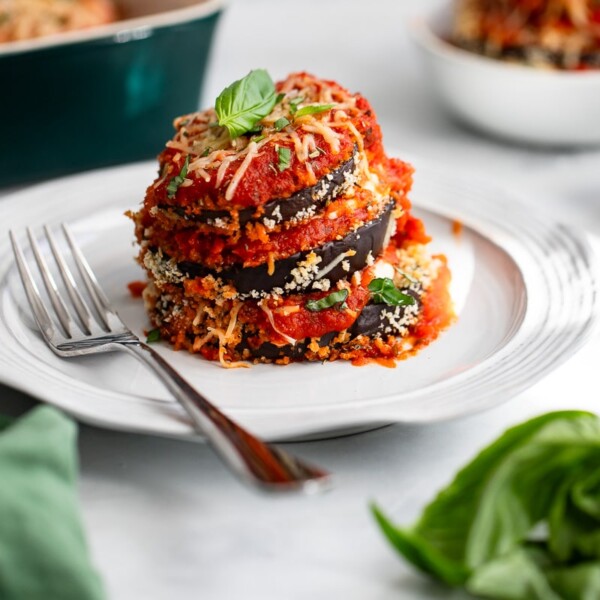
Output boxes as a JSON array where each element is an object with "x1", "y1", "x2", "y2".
[
  {"x1": 215, "y1": 69, "x2": 277, "y2": 138},
  {"x1": 372, "y1": 411, "x2": 600, "y2": 599}
]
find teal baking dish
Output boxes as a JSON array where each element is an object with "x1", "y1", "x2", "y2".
[{"x1": 0, "y1": 0, "x2": 223, "y2": 187}]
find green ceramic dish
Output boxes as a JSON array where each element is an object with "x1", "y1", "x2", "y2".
[{"x1": 0, "y1": 0, "x2": 223, "y2": 187}]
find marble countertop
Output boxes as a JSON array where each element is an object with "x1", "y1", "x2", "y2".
[{"x1": 1, "y1": 0, "x2": 600, "y2": 598}]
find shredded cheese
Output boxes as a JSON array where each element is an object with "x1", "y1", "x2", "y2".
[
  {"x1": 225, "y1": 301, "x2": 243, "y2": 340},
  {"x1": 316, "y1": 249, "x2": 357, "y2": 281},
  {"x1": 260, "y1": 303, "x2": 297, "y2": 345},
  {"x1": 225, "y1": 142, "x2": 259, "y2": 201},
  {"x1": 274, "y1": 305, "x2": 301, "y2": 316}
]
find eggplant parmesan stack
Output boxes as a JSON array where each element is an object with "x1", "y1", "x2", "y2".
[{"x1": 131, "y1": 71, "x2": 453, "y2": 367}]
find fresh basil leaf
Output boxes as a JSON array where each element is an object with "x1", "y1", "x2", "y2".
[
  {"x1": 294, "y1": 104, "x2": 334, "y2": 118},
  {"x1": 454, "y1": 413, "x2": 599, "y2": 568},
  {"x1": 467, "y1": 547, "x2": 562, "y2": 600},
  {"x1": 146, "y1": 328, "x2": 161, "y2": 343},
  {"x1": 549, "y1": 465, "x2": 600, "y2": 562},
  {"x1": 166, "y1": 156, "x2": 190, "y2": 199},
  {"x1": 372, "y1": 411, "x2": 600, "y2": 590},
  {"x1": 215, "y1": 69, "x2": 277, "y2": 138},
  {"x1": 305, "y1": 289, "x2": 349, "y2": 312},
  {"x1": 548, "y1": 562, "x2": 600, "y2": 600},
  {"x1": 371, "y1": 504, "x2": 469, "y2": 586},
  {"x1": 572, "y1": 468, "x2": 600, "y2": 520},
  {"x1": 277, "y1": 147, "x2": 292, "y2": 172},
  {"x1": 288, "y1": 96, "x2": 304, "y2": 115},
  {"x1": 274, "y1": 117, "x2": 290, "y2": 131},
  {"x1": 368, "y1": 278, "x2": 415, "y2": 306}
]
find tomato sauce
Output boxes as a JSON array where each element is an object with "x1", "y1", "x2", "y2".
[
  {"x1": 127, "y1": 280, "x2": 146, "y2": 298},
  {"x1": 154, "y1": 191, "x2": 385, "y2": 267}
]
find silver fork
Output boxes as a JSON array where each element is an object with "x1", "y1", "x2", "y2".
[{"x1": 9, "y1": 224, "x2": 332, "y2": 494}]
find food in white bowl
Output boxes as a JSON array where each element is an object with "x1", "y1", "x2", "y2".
[
  {"x1": 410, "y1": 1, "x2": 600, "y2": 146},
  {"x1": 453, "y1": 0, "x2": 600, "y2": 71}
]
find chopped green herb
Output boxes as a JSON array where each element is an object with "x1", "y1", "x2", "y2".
[
  {"x1": 288, "y1": 96, "x2": 304, "y2": 115},
  {"x1": 201, "y1": 147, "x2": 212, "y2": 157},
  {"x1": 277, "y1": 147, "x2": 292, "y2": 172},
  {"x1": 252, "y1": 134, "x2": 266, "y2": 143},
  {"x1": 274, "y1": 117, "x2": 290, "y2": 131},
  {"x1": 305, "y1": 289, "x2": 349, "y2": 312},
  {"x1": 146, "y1": 328, "x2": 161, "y2": 343},
  {"x1": 368, "y1": 278, "x2": 415, "y2": 306},
  {"x1": 166, "y1": 156, "x2": 190, "y2": 199},
  {"x1": 294, "y1": 104, "x2": 335, "y2": 118},
  {"x1": 275, "y1": 92, "x2": 286, "y2": 104},
  {"x1": 215, "y1": 69, "x2": 277, "y2": 138}
]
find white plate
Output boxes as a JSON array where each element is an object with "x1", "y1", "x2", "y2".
[{"x1": 0, "y1": 161, "x2": 597, "y2": 440}]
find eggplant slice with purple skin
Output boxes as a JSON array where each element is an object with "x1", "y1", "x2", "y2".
[
  {"x1": 239, "y1": 288, "x2": 423, "y2": 360},
  {"x1": 177, "y1": 200, "x2": 395, "y2": 296},
  {"x1": 158, "y1": 147, "x2": 359, "y2": 229},
  {"x1": 348, "y1": 288, "x2": 421, "y2": 337}
]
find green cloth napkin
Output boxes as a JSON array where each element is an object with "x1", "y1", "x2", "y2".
[{"x1": 0, "y1": 406, "x2": 104, "y2": 600}]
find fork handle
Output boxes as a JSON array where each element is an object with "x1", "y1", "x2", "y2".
[{"x1": 117, "y1": 341, "x2": 331, "y2": 493}]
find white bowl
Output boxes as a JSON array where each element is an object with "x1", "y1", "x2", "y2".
[{"x1": 410, "y1": 2, "x2": 600, "y2": 146}]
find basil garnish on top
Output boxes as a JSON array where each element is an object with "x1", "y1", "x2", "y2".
[
  {"x1": 274, "y1": 117, "x2": 290, "y2": 131},
  {"x1": 277, "y1": 147, "x2": 292, "y2": 172},
  {"x1": 368, "y1": 278, "x2": 415, "y2": 306},
  {"x1": 215, "y1": 69, "x2": 277, "y2": 139},
  {"x1": 166, "y1": 156, "x2": 190, "y2": 199},
  {"x1": 305, "y1": 289, "x2": 349, "y2": 312},
  {"x1": 288, "y1": 96, "x2": 304, "y2": 115}
]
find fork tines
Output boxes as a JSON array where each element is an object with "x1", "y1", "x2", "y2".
[{"x1": 10, "y1": 224, "x2": 115, "y2": 344}]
